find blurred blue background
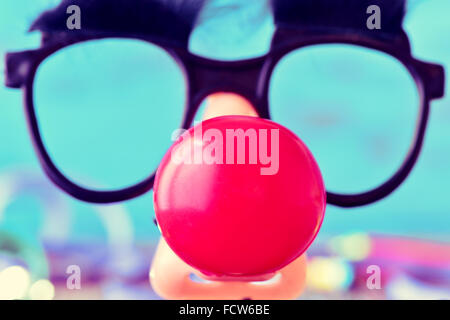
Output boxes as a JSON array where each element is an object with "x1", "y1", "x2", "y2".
[{"x1": 0, "y1": 0, "x2": 449, "y2": 299}]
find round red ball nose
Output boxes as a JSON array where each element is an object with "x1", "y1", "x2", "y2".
[{"x1": 154, "y1": 116, "x2": 325, "y2": 277}]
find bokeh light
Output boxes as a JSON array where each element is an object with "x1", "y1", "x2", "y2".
[
  {"x1": 29, "y1": 279, "x2": 55, "y2": 300},
  {"x1": 306, "y1": 257, "x2": 354, "y2": 292},
  {"x1": 329, "y1": 232, "x2": 372, "y2": 262},
  {"x1": 0, "y1": 265, "x2": 30, "y2": 300}
]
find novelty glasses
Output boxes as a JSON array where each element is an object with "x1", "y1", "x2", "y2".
[{"x1": 4, "y1": 0, "x2": 445, "y2": 207}]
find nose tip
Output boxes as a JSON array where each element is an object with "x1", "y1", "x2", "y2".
[{"x1": 202, "y1": 93, "x2": 259, "y2": 120}]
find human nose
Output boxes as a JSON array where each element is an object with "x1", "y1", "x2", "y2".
[{"x1": 201, "y1": 92, "x2": 258, "y2": 120}]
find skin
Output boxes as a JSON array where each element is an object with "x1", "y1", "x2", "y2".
[{"x1": 203, "y1": 92, "x2": 258, "y2": 120}]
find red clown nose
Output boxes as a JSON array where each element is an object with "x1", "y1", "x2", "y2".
[{"x1": 154, "y1": 115, "x2": 325, "y2": 277}]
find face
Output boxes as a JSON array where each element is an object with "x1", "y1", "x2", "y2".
[{"x1": 4, "y1": 0, "x2": 445, "y2": 282}]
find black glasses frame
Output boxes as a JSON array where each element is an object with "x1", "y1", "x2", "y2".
[{"x1": 4, "y1": 25, "x2": 445, "y2": 207}]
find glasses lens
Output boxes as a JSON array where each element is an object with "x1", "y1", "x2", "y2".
[
  {"x1": 33, "y1": 39, "x2": 186, "y2": 191},
  {"x1": 269, "y1": 44, "x2": 419, "y2": 194}
]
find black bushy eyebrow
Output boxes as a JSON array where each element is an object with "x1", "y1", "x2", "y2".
[
  {"x1": 271, "y1": 0, "x2": 406, "y2": 36},
  {"x1": 29, "y1": 0, "x2": 206, "y2": 46},
  {"x1": 29, "y1": 0, "x2": 407, "y2": 47}
]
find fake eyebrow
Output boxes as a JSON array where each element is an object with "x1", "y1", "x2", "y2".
[
  {"x1": 29, "y1": 0, "x2": 207, "y2": 46},
  {"x1": 272, "y1": 0, "x2": 405, "y2": 35}
]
